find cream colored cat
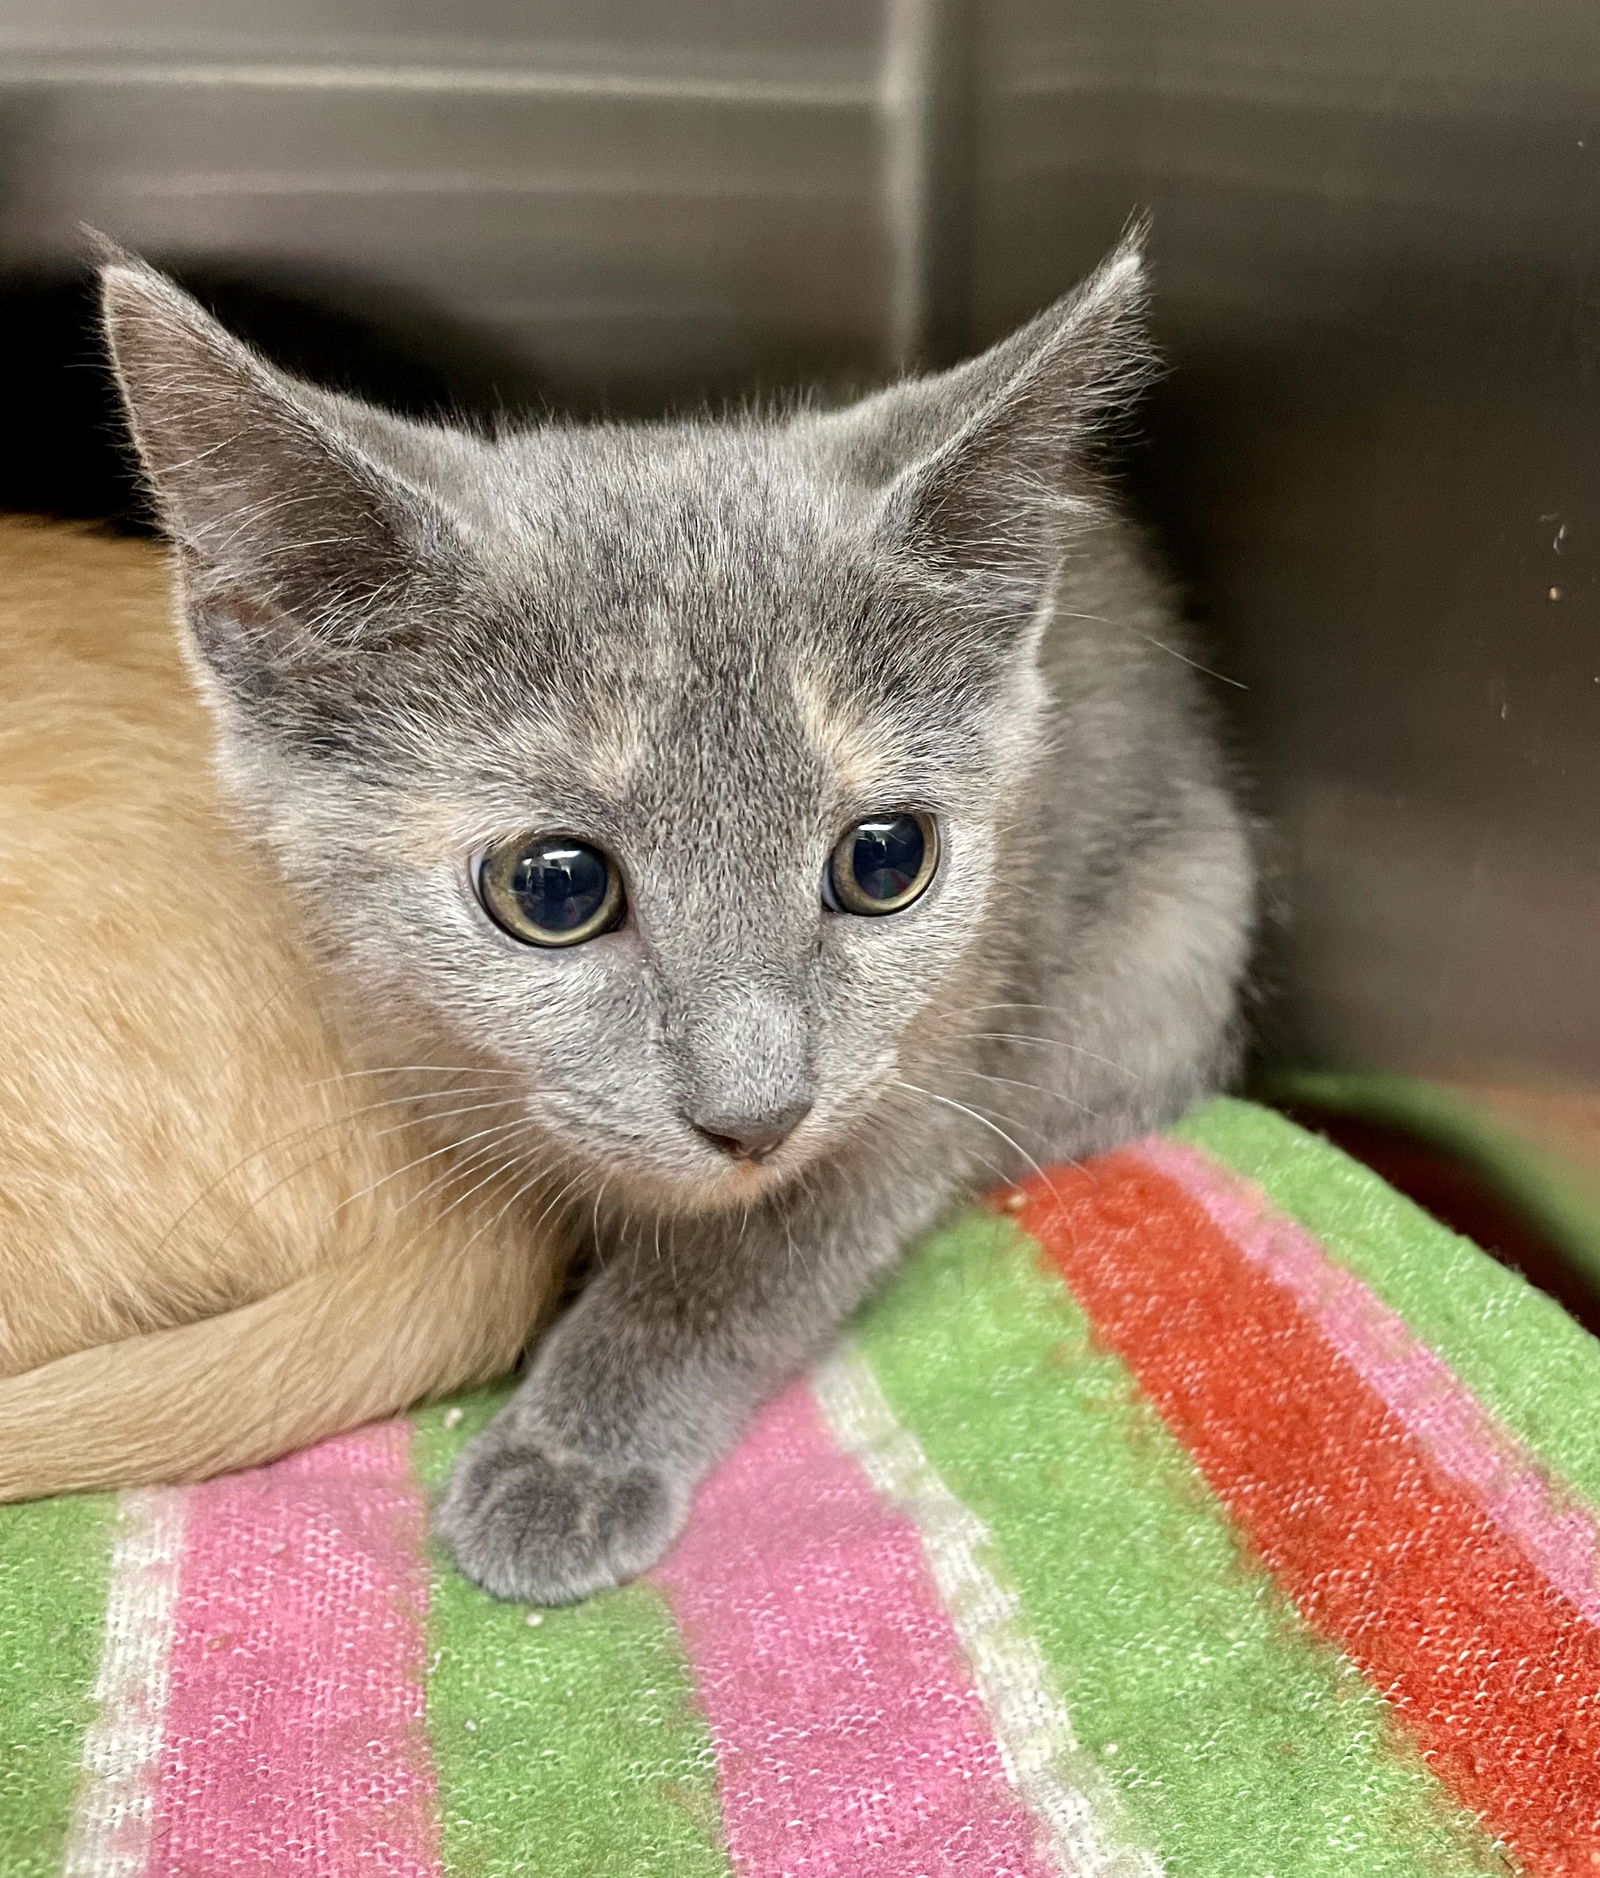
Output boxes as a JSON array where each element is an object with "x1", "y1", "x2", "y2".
[{"x1": 0, "y1": 516, "x2": 563, "y2": 1498}]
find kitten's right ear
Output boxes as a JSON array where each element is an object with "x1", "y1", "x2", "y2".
[
  {"x1": 798, "y1": 229, "x2": 1155, "y2": 590},
  {"x1": 100, "y1": 252, "x2": 450, "y2": 675}
]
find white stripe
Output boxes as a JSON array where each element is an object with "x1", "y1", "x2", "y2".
[
  {"x1": 62, "y1": 1488, "x2": 190, "y2": 1878},
  {"x1": 813, "y1": 1348, "x2": 1165, "y2": 1878}
]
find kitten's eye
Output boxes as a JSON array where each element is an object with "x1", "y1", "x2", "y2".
[
  {"x1": 475, "y1": 834, "x2": 625, "y2": 947},
  {"x1": 824, "y1": 811, "x2": 940, "y2": 916}
]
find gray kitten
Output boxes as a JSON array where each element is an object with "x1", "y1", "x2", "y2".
[{"x1": 102, "y1": 231, "x2": 1252, "y2": 1604}]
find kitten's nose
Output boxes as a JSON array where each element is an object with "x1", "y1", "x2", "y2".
[{"x1": 689, "y1": 1098, "x2": 813, "y2": 1162}]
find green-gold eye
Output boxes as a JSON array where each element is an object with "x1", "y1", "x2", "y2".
[
  {"x1": 476, "y1": 834, "x2": 625, "y2": 946},
  {"x1": 824, "y1": 811, "x2": 940, "y2": 916}
]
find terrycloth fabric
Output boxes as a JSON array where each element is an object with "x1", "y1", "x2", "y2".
[
  {"x1": 1270, "y1": 1068, "x2": 1600, "y2": 1299},
  {"x1": 4, "y1": 1099, "x2": 1599, "y2": 1877}
]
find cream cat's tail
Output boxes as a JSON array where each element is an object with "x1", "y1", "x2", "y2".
[{"x1": 0, "y1": 1222, "x2": 560, "y2": 1502}]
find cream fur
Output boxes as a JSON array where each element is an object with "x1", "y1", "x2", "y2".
[{"x1": 0, "y1": 517, "x2": 562, "y2": 1497}]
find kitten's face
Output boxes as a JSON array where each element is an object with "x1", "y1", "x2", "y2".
[
  {"x1": 102, "y1": 240, "x2": 1148, "y2": 1210},
  {"x1": 231, "y1": 440, "x2": 1044, "y2": 1210}
]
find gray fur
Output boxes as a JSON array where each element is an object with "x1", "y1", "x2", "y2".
[{"x1": 102, "y1": 232, "x2": 1253, "y2": 1603}]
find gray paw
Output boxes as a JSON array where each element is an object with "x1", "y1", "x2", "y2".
[{"x1": 437, "y1": 1426, "x2": 685, "y2": 1605}]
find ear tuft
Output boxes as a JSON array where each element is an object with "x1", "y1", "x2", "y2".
[{"x1": 80, "y1": 223, "x2": 137, "y2": 271}]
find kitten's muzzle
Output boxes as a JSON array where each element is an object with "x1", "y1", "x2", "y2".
[
  {"x1": 666, "y1": 973, "x2": 815, "y2": 1164},
  {"x1": 687, "y1": 1097, "x2": 813, "y2": 1162}
]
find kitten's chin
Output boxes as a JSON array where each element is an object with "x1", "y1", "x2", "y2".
[
  {"x1": 614, "y1": 1090, "x2": 889, "y2": 1217},
  {"x1": 622, "y1": 1156, "x2": 793, "y2": 1219},
  {"x1": 544, "y1": 1100, "x2": 862, "y2": 1219},
  {"x1": 580, "y1": 1136, "x2": 819, "y2": 1220}
]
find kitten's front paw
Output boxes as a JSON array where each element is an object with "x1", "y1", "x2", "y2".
[{"x1": 437, "y1": 1427, "x2": 684, "y2": 1605}]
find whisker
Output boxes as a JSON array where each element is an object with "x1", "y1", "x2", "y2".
[
  {"x1": 526, "y1": 1168, "x2": 592, "y2": 1244},
  {"x1": 198, "y1": 1141, "x2": 350, "y2": 1262},
  {"x1": 891, "y1": 1078, "x2": 1063, "y2": 1200},
  {"x1": 308, "y1": 1063, "x2": 526, "y2": 1090},
  {"x1": 461, "y1": 1170, "x2": 551, "y2": 1275},
  {"x1": 952, "y1": 1067, "x2": 1098, "y2": 1116},
  {"x1": 363, "y1": 1096, "x2": 525, "y2": 1146},
  {"x1": 145, "y1": 1084, "x2": 518, "y2": 1264},
  {"x1": 424, "y1": 1130, "x2": 554, "y2": 1236},
  {"x1": 328, "y1": 1116, "x2": 538, "y2": 1220},
  {"x1": 966, "y1": 1031, "x2": 1068, "y2": 1049},
  {"x1": 960, "y1": 1010, "x2": 1134, "y2": 1078},
  {"x1": 351, "y1": 1119, "x2": 552, "y2": 1226},
  {"x1": 380, "y1": 1152, "x2": 574, "y2": 1375},
  {"x1": 587, "y1": 1172, "x2": 615, "y2": 1251},
  {"x1": 882, "y1": 1088, "x2": 1009, "y2": 1187},
  {"x1": 1051, "y1": 606, "x2": 1248, "y2": 689}
]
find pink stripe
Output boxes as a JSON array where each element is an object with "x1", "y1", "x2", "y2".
[
  {"x1": 1141, "y1": 1136, "x2": 1600, "y2": 1628},
  {"x1": 653, "y1": 1380, "x2": 1054, "y2": 1878},
  {"x1": 148, "y1": 1423, "x2": 441, "y2": 1877}
]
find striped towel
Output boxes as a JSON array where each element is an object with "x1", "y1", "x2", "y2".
[{"x1": 4, "y1": 1097, "x2": 1598, "y2": 1877}]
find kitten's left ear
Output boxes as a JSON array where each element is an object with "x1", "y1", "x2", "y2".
[{"x1": 809, "y1": 226, "x2": 1154, "y2": 590}]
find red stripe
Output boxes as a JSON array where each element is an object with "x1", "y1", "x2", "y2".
[{"x1": 1008, "y1": 1153, "x2": 1600, "y2": 1877}]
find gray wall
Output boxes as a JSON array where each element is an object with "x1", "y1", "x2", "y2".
[
  {"x1": 0, "y1": 1, "x2": 895, "y2": 406},
  {"x1": 3, "y1": 0, "x2": 1597, "y2": 1088}
]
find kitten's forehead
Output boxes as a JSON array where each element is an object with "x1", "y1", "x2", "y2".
[
  {"x1": 404, "y1": 425, "x2": 1003, "y2": 823},
  {"x1": 436, "y1": 430, "x2": 881, "y2": 776},
  {"x1": 468, "y1": 606, "x2": 833, "y2": 830},
  {"x1": 489, "y1": 427, "x2": 860, "y2": 634}
]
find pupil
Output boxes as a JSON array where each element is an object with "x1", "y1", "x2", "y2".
[
  {"x1": 512, "y1": 841, "x2": 609, "y2": 933},
  {"x1": 851, "y1": 815, "x2": 924, "y2": 903}
]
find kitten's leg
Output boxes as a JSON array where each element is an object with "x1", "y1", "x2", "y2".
[{"x1": 437, "y1": 1177, "x2": 957, "y2": 1603}]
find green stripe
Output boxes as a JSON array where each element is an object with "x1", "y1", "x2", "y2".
[
  {"x1": 0, "y1": 1491, "x2": 116, "y2": 1876},
  {"x1": 412, "y1": 1394, "x2": 732, "y2": 1878},
  {"x1": 854, "y1": 1209, "x2": 1507, "y2": 1878},
  {"x1": 1268, "y1": 1068, "x2": 1600, "y2": 1293},
  {"x1": 1178, "y1": 1095, "x2": 1600, "y2": 1514}
]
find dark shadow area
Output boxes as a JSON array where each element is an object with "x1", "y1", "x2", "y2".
[
  {"x1": 1273, "y1": 1099, "x2": 1600, "y2": 1336},
  {"x1": 0, "y1": 258, "x2": 549, "y2": 530}
]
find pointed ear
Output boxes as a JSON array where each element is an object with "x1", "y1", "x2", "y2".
[
  {"x1": 100, "y1": 254, "x2": 455, "y2": 678},
  {"x1": 810, "y1": 229, "x2": 1154, "y2": 597}
]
